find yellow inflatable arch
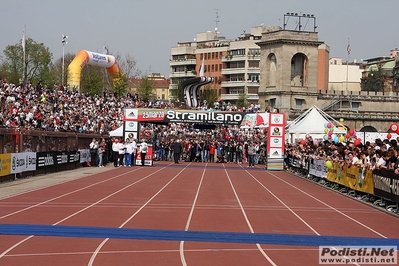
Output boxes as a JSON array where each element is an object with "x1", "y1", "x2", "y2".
[{"x1": 67, "y1": 50, "x2": 121, "y2": 89}]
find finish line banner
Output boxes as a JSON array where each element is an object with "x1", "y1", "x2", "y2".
[{"x1": 124, "y1": 108, "x2": 247, "y2": 125}]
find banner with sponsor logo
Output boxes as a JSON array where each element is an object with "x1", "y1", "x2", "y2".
[
  {"x1": 0, "y1": 153, "x2": 11, "y2": 177},
  {"x1": 325, "y1": 163, "x2": 374, "y2": 194},
  {"x1": 135, "y1": 145, "x2": 153, "y2": 166},
  {"x1": 36, "y1": 152, "x2": 56, "y2": 169},
  {"x1": 373, "y1": 170, "x2": 399, "y2": 203},
  {"x1": 69, "y1": 151, "x2": 80, "y2": 163},
  {"x1": 79, "y1": 149, "x2": 91, "y2": 163},
  {"x1": 55, "y1": 151, "x2": 69, "y2": 166},
  {"x1": 11, "y1": 152, "x2": 36, "y2": 174},
  {"x1": 267, "y1": 113, "x2": 286, "y2": 170},
  {"x1": 124, "y1": 108, "x2": 248, "y2": 125}
]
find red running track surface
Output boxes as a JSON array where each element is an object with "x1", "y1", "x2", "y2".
[{"x1": 0, "y1": 161, "x2": 398, "y2": 266}]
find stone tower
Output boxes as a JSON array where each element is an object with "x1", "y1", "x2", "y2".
[{"x1": 257, "y1": 28, "x2": 329, "y2": 114}]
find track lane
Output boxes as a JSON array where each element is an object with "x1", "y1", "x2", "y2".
[
  {"x1": 0, "y1": 162, "x2": 398, "y2": 265},
  {"x1": 0, "y1": 164, "x2": 180, "y2": 265}
]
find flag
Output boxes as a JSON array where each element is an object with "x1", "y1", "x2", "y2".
[
  {"x1": 22, "y1": 25, "x2": 26, "y2": 53},
  {"x1": 102, "y1": 45, "x2": 109, "y2": 55},
  {"x1": 347, "y1": 38, "x2": 351, "y2": 55},
  {"x1": 199, "y1": 55, "x2": 204, "y2": 76}
]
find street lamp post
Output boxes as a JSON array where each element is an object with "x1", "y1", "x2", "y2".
[{"x1": 61, "y1": 34, "x2": 68, "y2": 87}]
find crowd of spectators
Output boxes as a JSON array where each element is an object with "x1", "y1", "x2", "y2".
[
  {"x1": 285, "y1": 135, "x2": 399, "y2": 174},
  {"x1": 0, "y1": 79, "x2": 261, "y2": 136}
]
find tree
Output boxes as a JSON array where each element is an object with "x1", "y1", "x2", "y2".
[
  {"x1": 53, "y1": 52, "x2": 75, "y2": 86},
  {"x1": 170, "y1": 79, "x2": 184, "y2": 104},
  {"x1": 362, "y1": 69, "x2": 384, "y2": 92},
  {"x1": 112, "y1": 72, "x2": 128, "y2": 97},
  {"x1": 137, "y1": 75, "x2": 155, "y2": 101},
  {"x1": 81, "y1": 66, "x2": 104, "y2": 96},
  {"x1": 236, "y1": 90, "x2": 248, "y2": 108},
  {"x1": 2, "y1": 37, "x2": 52, "y2": 85},
  {"x1": 199, "y1": 85, "x2": 218, "y2": 107}
]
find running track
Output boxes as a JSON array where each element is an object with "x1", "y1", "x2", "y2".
[{"x1": 0, "y1": 161, "x2": 398, "y2": 266}]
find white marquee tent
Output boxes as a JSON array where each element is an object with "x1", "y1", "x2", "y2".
[
  {"x1": 109, "y1": 126, "x2": 123, "y2": 137},
  {"x1": 286, "y1": 106, "x2": 347, "y2": 143}
]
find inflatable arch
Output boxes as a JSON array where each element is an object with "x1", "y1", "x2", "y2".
[{"x1": 67, "y1": 50, "x2": 121, "y2": 89}]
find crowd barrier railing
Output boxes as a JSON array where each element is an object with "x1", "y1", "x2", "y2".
[
  {"x1": 0, "y1": 149, "x2": 91, "y2": 183},
  {"x1": 288, "y1": 157, "x2": 399, "y2": 205}
]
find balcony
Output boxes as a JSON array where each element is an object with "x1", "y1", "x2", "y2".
[
  {"x1": 169, "y1": 59, "x2": 196, "y2": 67},
  {"x1": 247, "y1": 67, "x2": 260, "y2": 74},
  {"x1": 222, "y1": 54, "x2": 247, "y2": 63},
  {"x1": 221, "y1": 80, "x2": 247, "y2": 87},
  {"x1": 221, "y1": 93, "x2": 259, "y2": 101},
  {"x1": 221, "y1": 67, "x2": 246, "y2": 75},
  {"x1": 169, "y1": 71, "x2": 196, "y2": 78}
]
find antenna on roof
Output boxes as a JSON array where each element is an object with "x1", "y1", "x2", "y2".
[{"x1": 214, "y1": 9, "x2": 221, "y2": 33}]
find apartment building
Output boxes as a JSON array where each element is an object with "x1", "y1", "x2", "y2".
[{"x1": 169, "y1": 27, "x2": 272, "y2": 104}]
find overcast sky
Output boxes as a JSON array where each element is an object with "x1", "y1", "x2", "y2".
[{"x1": 1, "y1": 0, "x2": 397, "y2": 78}]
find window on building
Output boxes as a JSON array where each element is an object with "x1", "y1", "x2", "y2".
[
  {"x1": 270, "y1": 98, "x2": 276, "y2": 109},
  {"x1": 295, "y1": 99, "x2": 303, "y2": 110},
  {"x1": 352, "y1": 102, "x2": 360, "y2": 112}
]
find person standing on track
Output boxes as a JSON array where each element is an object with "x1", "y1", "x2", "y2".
[
  {"x1": 172, "y1": 139, "x2": 183, "y2": 164},
  {"x1": 112, "y1": 138, "x2": 120, "y2": 167},
  {"x1": 117, "y1": 139, "x2": 125, "y2": 166},
  {"x1": 140, "y1": 138, "x2": 148, "y2": 166},
  {"x1": 247, "y1": 142, "x2": 256, "y2": 168}
]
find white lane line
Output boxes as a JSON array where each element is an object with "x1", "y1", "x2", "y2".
[
  {"x1": 244, "y1": 168, "x2": 360, "y2": 266},
  {"x1": 0, "y1": 168, "x2": 141, "y2": 220},
  {"x1": 180, "y1": 163, "x2": 207, "y2": 266},
  {"x1": 267, "y1": 171, "x2": 388, "y2": 239},
  {"x1": 0, "y1": 166, "x2": 168, "y2": 260},
  {"x1": 88, "y1": 163, "x2": 191, "y2": 266},
  {"x1": 226, "y1": 165, "x2": 277, "y2": 266},
  {"x1": 0, "y1": 169, "x2": 115, "y2": 200},
  {"x1": 4, "y1": 247, "x2": 319, "y2": 258}
]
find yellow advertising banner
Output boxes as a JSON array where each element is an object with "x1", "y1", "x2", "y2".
[
  {"x1": 0, "y1": 153, "x2": 11, "y2": 177},
  {"x1": 326, "y1": 163, "x2": 374, "y2": 194}
]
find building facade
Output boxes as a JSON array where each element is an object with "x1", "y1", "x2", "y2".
[{"x1": 169, "y1": 18, "x2": 399, "y2": 132}]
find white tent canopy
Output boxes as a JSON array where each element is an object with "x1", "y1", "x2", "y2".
[
  {"x1": 286, "y1": 106, "x2": 347, "y2": 143},
  {"x1": 109, "y1": 126, "x2": 123, "y2": 137}
]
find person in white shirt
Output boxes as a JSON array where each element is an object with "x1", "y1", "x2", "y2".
[
  {"x1": 117, "y1": 139, "x2": 125, "y2": 166},
  {"x1": 112, "y1": 138, "x2": 120, "y2": 167},
  {"x1": 124, "y1": 138, "x2": 133, "y2": 167},
  {"x1": 140, "y1": 139, "x2": 148, "y2": 166}
]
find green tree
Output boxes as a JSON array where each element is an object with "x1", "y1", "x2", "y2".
[
  {"x1": 199, "y1": 85, "x2": 218, "y2": 107},
  {"x1": 362, "y1": 69, "x2": 384, "y2": 92},
  {"x1": 81, "y1": 66, "x2": 104, "y2": 96},
  {"x1": 236, "y1": 90, "x2": 248, "y2": 108},
  {"x1": 170, "y1": 79, "x2": 184, "y2": 104},
  {"x1": 112, "y1": 72, "x2": 128, "y2": 97},
  {"x1": 137, "y1": 76, "x2": 155, "y2": 101},
  {"x1": 2, "y1": 37, "x2": 52, "y2": 85}
]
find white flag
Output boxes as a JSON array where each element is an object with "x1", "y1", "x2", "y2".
[
  {"x1": 22, "y1": 25, "x2": 26, "y2": 53},
  {"x1": 199, "y1": 55, "x2": 204, "y2": 76}
]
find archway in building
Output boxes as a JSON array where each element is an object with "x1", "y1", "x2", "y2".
[
  {"x1": 266, "y1": 53, "x2": 277, "y2": 87},
  {"x1": 291, "y1": 53, "x2": 307, "y2": 87},
  {"x1": 359, "y1": 126, "x2": 378, "y2": 132}
]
